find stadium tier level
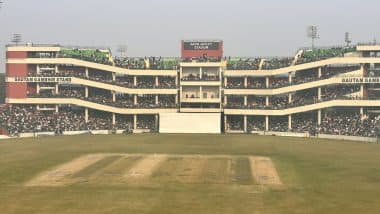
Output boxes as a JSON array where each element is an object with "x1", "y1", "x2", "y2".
[{"x1": 3, "y1": 41, "x2": 380, "y2": 138}]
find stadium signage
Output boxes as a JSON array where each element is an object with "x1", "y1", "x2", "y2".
[
  {"x1": 341, "y1": 77, "x2": 380, "y2": 83},
  {"x1": 14, "y1": 77, "x2": 72, "y2": 83},
  {"x1": 183, "y1": 42, "x2": 220, "y2": 50}
]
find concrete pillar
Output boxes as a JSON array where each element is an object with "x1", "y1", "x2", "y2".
[
  {"x1": 155, "y1": 95, "x2": 159, "y2": 105},
  {"x1": 199, "y1": 67, "x2": 202, "y2": 79},
  {"x1": 55, "y1": 105, "x2": 59, "y2": 113},
  {"x1": 361, "y1": 64, "x2": 365, "y2": 76},
  {"x1": 133, "y1": 114, "x2": 137, "y2": 129},
  {"x1": 175, "y1": 76, "x2": 178, "y2": 86},
  {"x1": 36, "y1": 83, "x2": 40, "y2": 94},
  {"x1": 225, "y1": 95, "x2": 228, "y2": 105},
  {"x1": 36, "y1": 105, "x2": 40, "y2": 110},
  {"x1": 155, "y1": 114, "x2": 159, "y2": 130},
  {"x1": 360, "y1": 107, "x2": 364, "y2": 115},
  {"x1": 318, "y1": 109, "x2": 321, "y2": 125},
  {"x1": 134, "y1": 95, "x2": 137, "y2": 105},
  {"x1": 266, "y1": 77, "x2": 269, "y2": 88},
  {"x1": 85, "y1": 108, "x2": 89, "y2": 123},
  {"x1": 134, "y1": 76, "x2": 137, "y2": 87},
  {"x1": 244, "y1": 77, "x2": 248, "y2": 88},
  {"x1": 244, "y1": 115, "x2": 247, "y2": 133},
  {"x1": 266, "y1": 96, "x2": 269, "y2": 106},
  {"x1": 288, "y1": 72, "x2": 292, "y2": 84},
  {"x1": 112, "y1": 113, "x2": 116, "y2": 125},
  {"x1": 175, "y1": 95, "x2": 178, "y2": 104},
  {"x1": 112, "y1": 91, "x2": 116, "y2": 102},
  {"x1": 224, "y1": 115, "x2": 227, "y2": 132},
  {"x1": 112, "y1": 72, "x2": 116, "y2": 81},
  {"x1": 288, "y1": 115, "x2": 292, "y2": 130},
  {"x1": 318, "y1": 67, "x2": 322, "y2": 78},
  {"x1": 265, "y1": 116, "x2": 269, "y2": 131},
  {"x1": 244, "y1": 96, "x2": 248, "y2": 106},
  {"x1": 85, "y1": 86, "x2": 88, "y2": 98},
  {"x1": 55, "y1": 84, "x2": 59, "y2": 95},
  {"x1": 155, "y1": 76, "x2": 159, "y2": 87},
  {"x1": 360, "y1": 85, "x2": 364, "y2": 98},
  {"x1": 179, "y1": 67, "x2": 182, "y2": 82},
  {"x1": 318, "y1": 87, "x2": 322, "y2": 100},
  {"x1": 36, "y1": 64, "x2": 40, "y2": 74},
  {"x1": 85, "y1": 67, "x2": 89, "y2": 78},
  {"x1": 200, "y1": 86, "x2": 203, "y2": 98},
  {"x1": 224, "y1": 77, "x2": 227, "y2": 87},
  {"x1": 55, "y1": 65, "x2": 59, "y2": 74},
  {"x1": 288, "y1": 94, "x2": 292, "y2": 103}
]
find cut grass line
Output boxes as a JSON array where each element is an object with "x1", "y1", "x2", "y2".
[
  {"x1": 72, "y1": 155, "x2": 122, "y2": 178},
  {"x1": 231, "y1": 157, "x2": 253, "y2": 185}
]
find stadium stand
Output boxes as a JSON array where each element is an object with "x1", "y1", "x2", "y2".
[{"x1": 3, "y1": 42, "x2": 380, "y2": 140}]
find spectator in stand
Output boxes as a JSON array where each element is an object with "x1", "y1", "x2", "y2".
[
  {"x1": 182, "y1": 73, "x2": 200, "y2": 81},
  {"x1": 321, "y1": 65, "x2": 361, "y2": 79},
  {"x1": 292, "y1": 114, "x2": 317, "y2": 134},
  {"x1": 136, "y1": 76, "x2": 155, "y2": 88},
  {"x1": 247, "y1": 78, "x2": 266, "y2": 89},
  {"x1": 0, "y1": 105, "x2": 87, "y2": 135},
  {"x1": 319, "y1": 112, "x2": 380, "y2": 137},
  {"x1": 262, "y1": 57, "x2": 293, "y2": 70},
  {"x1": 247, "y1": 117, "x2": 265, "y2": 131},
  {"x1": 296, "y1": 46, "x2": 356, "y2": 65},
  {"x1": 227, "y1": 118, "x2": 244, "y2": 131},
  {"x1": 269, "y1": 117, "x2": 288, "y2": 132},
  {"x1": 226, "y1": 78, "x2": 244, "y2": 89},
  {"x1": 227, "y1": 57, "x2": 261, "y2": 70},
  {"x1": 269, "y1": 77, "x2": 289, "y2": 88},
  {"x1": 158, "y1": 76, "x2": 176, "y2": 88},
  {"x1": 137, "y1": 116, "x2": 156, "y2": 131},
  {"x1": 114, "y1": 57, "x2": 146, "y2": 69}
]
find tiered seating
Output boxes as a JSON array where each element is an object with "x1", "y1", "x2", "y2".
[
  {"x1": 262, "y1": 57, "x2": 293, "y2": 70},
  {"x1": 149, "y1": 57, "x2": 179, "y2": 70},
  {"x1": 226, "y1": 58, "x2": 261, "y2": 70},
  {"x1": 113, "y1": 57, "x2": 146, "y2": 69},
  {"x1": 59, "y1": 48, "x2": 111, "y2": 65},
  {"x1": 296, "y1": 47, "x2": 356, "y2": 64}
]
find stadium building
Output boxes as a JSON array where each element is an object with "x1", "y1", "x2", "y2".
[{"x1": 3, "y1": 40, "x2": 380, "y2": 137}]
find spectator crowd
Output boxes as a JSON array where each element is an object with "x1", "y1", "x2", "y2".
[{"x1": 0, "y1": 105, "x2": 158, "y2": 135}]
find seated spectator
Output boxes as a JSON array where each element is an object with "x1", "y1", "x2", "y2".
[
  {"x1": 227, "y1": 57, "x2": 261, "y2": 70},
  {"x1": 262, "y1": 57, "x2": 293, "y2": 70}
]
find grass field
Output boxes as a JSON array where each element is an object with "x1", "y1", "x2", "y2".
[{"x1": 1, "y1": 134, "x2": 380, "y2": 213}]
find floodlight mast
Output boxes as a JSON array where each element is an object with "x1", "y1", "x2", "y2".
[
  {"x1": 11, "y1": 34, "x2": 22, "y2": 46},
  {"x1": 307, "y1": 26, "x2": 319, "y2": 49},
  {"x1": 117, "y1": 45, "x2": 127, "y2": 57}
]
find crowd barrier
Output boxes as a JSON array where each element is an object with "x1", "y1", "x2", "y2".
[
  {"x1": 317, "y1": 134, "x2": 378, "y2": 143},
  {"x1": 0, "y1": 131, "x2": 378, "y2": 143}
]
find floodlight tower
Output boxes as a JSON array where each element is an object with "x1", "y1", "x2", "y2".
[
  {"x1": 11, "y1": 34, "x2": 22, "y2": 46},
  {"x1": 345, "y1": 32, "x2": 352, "y2": 47},
  {"x1": 117, "y1": 45, "x2": 127, "y2": 57},
  {"x1": 307, "y1": 26, "x2": 319, "y2": 49}
]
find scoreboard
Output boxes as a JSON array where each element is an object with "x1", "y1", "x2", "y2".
[{"x1": 181, "y1": 40, "x2": 223, "y2": 59}]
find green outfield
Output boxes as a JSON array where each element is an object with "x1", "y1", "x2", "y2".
[{"x1": 0, "y1": 134, "x2": 380, "y2": 214}]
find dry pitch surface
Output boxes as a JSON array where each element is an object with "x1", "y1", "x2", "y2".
[{"x1": 25, "y1": 153, "x2": 282, "y2": 187}]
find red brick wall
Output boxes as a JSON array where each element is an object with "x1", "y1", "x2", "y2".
[
  {"x1": 6, "y1": 82, "x2": 27, "y2": 99},
  {"x1": 6, "y1": 51, "x2": 27, "y2": 59},
  {"x1": 6, "y1": 63, "x2": 29, "y2": 99},
  {"x1": 6, "y1": 64, "x2": 28, "y2": 77}
]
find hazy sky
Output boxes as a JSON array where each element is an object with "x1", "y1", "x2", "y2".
[{"x1": 1, "y1": 0, "x2": 380, "y2": 71}]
